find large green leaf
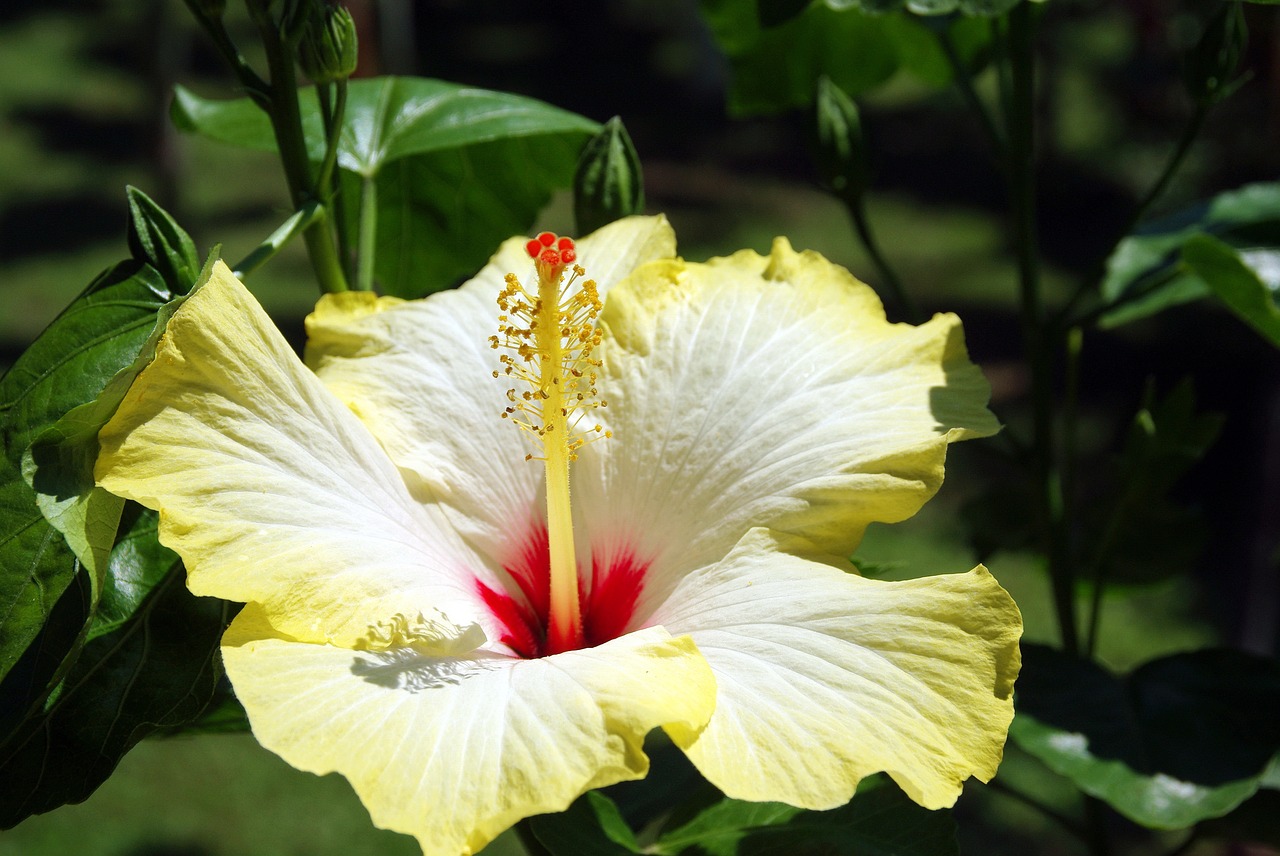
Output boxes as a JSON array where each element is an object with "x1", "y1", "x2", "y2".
[
  {"x1": 1100, "y1": 182, "x2": 1280, "y2": 327},
  {"x1": 652, "y1": 776, "x2": 958, "y2": 855},
  {"x1": 0, "y1": 258, "x2": 185, "y2": 685},
  {"x1": 699, "y1": 0, "x2": 990, "y2": 115},
  {"x1": 172, "y1": 77, "x2": 599, "y2": 297},
  {"x1": 0, "y1": 565, "x2": 232, "y2": 829},
  {"x1": 1010, "y1": 644, "x2": 1280, "y2": 829},
  {"x1": 0, "y1": 459, "x2": 81, "y2": 689}
]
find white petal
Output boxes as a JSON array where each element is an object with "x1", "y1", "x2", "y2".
[
  {"x1": 654, "y1": 530, "x2": 1022, "y2": 810},
  {"x1": 96, "y1": 262, "x2": 492, "y2": 646},
  {"x1": 579, "y1": 239, "x2": 998, "y2": 621}
]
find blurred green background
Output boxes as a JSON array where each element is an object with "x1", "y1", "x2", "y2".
[{"x1": 1, "y1": 0, "x2": 1277, "y2": 854}]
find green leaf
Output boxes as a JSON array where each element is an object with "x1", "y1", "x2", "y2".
[
  {"x1": 699, "y1": 0, "x2": 992, "y2": 115},
  {"x1": 653, "y1": 776, "x2": 958, "y2": 856},
  {"x1": 172, "y1": 78, "x2": 599, "y2": 297},
  {"x1": 757, "y1": 0, "x2": 814, "y2": 26},
  {"x1": 125, "y1": 186, "x2": 201, "y2": 293},
  {"x1": 1182, "y1": 234, "x2": 1280, "y2": 346},
  {"x1": 1100, "y1": 181, "x2": 1280, "y2": 327},
  {"x1": 529, "y1": 791, "x2": 641, "y2": 855},
  {"x1": 0, "y1": 458, "x2": 82, "y2": 688},
  {"x1": 654, "y1": 799, "x2": 800, "y2": 856},
  {"x1": 1010, "y1": 644, "x2": 1280, "y2": 829},
  {"x1": 0, "y1": 567, "x2": 232, "y2": 829},
  {"x1": 0, "y1": 257, "x2": 184, "y2": 685}
]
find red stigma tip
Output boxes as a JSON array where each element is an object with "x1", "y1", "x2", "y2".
[
  {"x1": 539, "y1": 247, "x2": 561, "y2": 266},
  {"x1": 537, "y1": 231, "x2": 557, "y2": 248},
  {"x1": 525, "y1": 239, "x2": 543, "y2": 259},
  {"x1": 557, "y1": 236, "x2": 575, "y2": 252},
  {"x1": 561, "y1": 248, "x2": 576, "y2": 264}
]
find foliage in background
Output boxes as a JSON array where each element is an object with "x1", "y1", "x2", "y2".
[{"x1": 1, "y1": 0, "x2": 1279, "y2": 854}]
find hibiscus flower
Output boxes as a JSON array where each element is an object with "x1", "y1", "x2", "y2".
[{"x1": 96, "y1": 215, "x2": 1021, "y2": 856}]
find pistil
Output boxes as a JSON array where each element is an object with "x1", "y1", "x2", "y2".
[{"x1": 491, "y1": 232, "x2": 609, "y2": 655}]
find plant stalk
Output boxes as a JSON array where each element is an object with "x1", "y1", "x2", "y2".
[{"x1": 1007, "y1": 3, "x2": 1078, "y2": 654}]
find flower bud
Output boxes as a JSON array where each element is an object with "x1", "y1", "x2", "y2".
[
  {"x1": 1183, "y1": 2, "x2": 1248, "y2": 106},
  {"x1": 811, "y1": 75, "x2": 870, "y2": 205},
  {"x1": 574, "y1": 117, "x2": 645, "y2": 235},
  {"x1": 298, "y1": 4, "x2": 359, "y2": 84}
]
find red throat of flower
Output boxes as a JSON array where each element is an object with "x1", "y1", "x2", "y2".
[{"x1": 476, "y1": 525, "x2": 649, "y2": 658}]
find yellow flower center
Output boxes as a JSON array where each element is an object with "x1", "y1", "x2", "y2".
[{"x1": 490, "y1": 232, "x2": 610, "y2": 653}]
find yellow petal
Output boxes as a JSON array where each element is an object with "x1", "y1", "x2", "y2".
[
  {"x1": 581, "y1": 238, "x2": 999, "y2": 613},
  {"x1": 223, "y1": 605, "x2": 716, "y2": 855},
  {"x1": 96, "y1": 261, "x2": 492, "y2": 646},
  {"x1": 304, "y1": 215, "x2": 676, "y2": 566},
  {"x1": 654, "y1": 529, "x2": 1021, "y2": 810}
]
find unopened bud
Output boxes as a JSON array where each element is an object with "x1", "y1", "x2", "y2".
[
  {"x1": 298, "y1": 4, "x2": 359, "y2": 84},
  {"x1": 574, "y1": 117, "x2": 645, "y2": 235},
  {"x1": 811, "y1": 75, "x2": 870, "y2": 205},
  {"x1": 1183, "y1": 3, "x2": 1248, "y2": 106}
]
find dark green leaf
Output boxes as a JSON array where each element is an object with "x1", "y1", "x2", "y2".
[
  {"x1": 348, "y1": 134, "x2": 586, "y2": 297},
  {"x1": 1100, "y1": 181, "x2": 1280, "y2": 327},
  {"x1": 0, "y1": 567, "x2": 232, "y2": 829},
  {"x1": 126, "y1": 186, "x2": 201, "y2": 293},
  {"x1": 653, "y1": 776, "x2": 958, "y2": 856},
  {"x1": 89, "y1": 503, "x2": 177, "y2": 640},
  {"x1": 758, "y1": 0, "x2": 813, "y2": 26},
  {"x1": 0, "y1": 258, "x2": 184, "y2": 684},
  {"x1": 654, "y1": 799, "x2": 800, "y2": 856},
  {"x1": 173, "y1": 77, "x2": 598, "y2": 297},
  {"x1": 699, "y1": 1, "x2": 992, "y2": 115},
  {"x1": 1182, "y1": 234, "x2": 1280, "y2": 346},
  {"x1": 1010, "y1": 644, "x2": 1280, "y2": 828},
  {"x1": 0, "y1": 459, "x2": 83, "y2": 691},
  {"x1": 1197, "y1": 789, "x2": 1280, "y2": 847},
  {"x1": 529, "y1": 791, "x2": 641, "y2": 855}
]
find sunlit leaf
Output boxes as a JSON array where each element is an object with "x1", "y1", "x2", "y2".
[
  {"x1": 1100, "y1": 181, "x2": 1280, "y2": 327},
  {"x1": 1011, "y1": 644, "x2": 1280, "y2": 829},
  {"x1": 172, "y1": 78, "x2": 599, "y2": 297},
  {"x1": 1182, "y1": 234, "x2": 1280, "y2": 347}
]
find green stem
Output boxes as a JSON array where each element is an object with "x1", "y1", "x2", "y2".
[
  {"x1": 232, "y1": 201, "x2": 325, "y2": 279},
  {"x1": 1007, "y1": 4, "x2": 1078, "y2": 654},
  {"x1": 181, "y1": 1, "x2": 269, "y2": 104},
  {"x1": 357, "y1": 174, "x2": 378, "y2": 291},
  {"x1": 319, "y1": 80, "x2": 353, "y2": 281},
  {"x1": 247, "y1": 1, "x2": 348, "y2": 294},
  {"x1": 937, "y1": 26, "x2": 1007, "y2": 159},
  {"x1": 845, "y1": 195, "x2": 919, "y2": 323},
  {"x1": 1130, "y1": 102, "x2": 1210, "y2": 232},
  {"x1": 1055, "y1": 103, "x2": 1210, "y2": 328}
]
